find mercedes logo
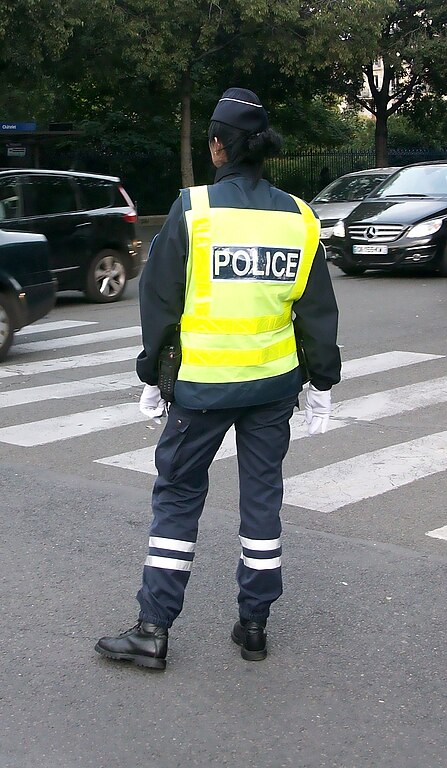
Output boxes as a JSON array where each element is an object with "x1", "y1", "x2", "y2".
[{"x1": 365, "y1": 226, "x2": 377, "y2": 240}]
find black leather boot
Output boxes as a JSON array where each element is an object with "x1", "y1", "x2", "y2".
[
  {"x1": 95, "y1": 621, "x2": 168, "y2": 669},
  {"x1": 231, "y1": 618, "x2": 267, "y2": 661}
]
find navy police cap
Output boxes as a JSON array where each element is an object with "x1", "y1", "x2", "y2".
[{"x1": 211, "y1": 87, "x2": 268, "y2": 133}]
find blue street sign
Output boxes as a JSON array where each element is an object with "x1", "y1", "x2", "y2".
[{"x1": 0, "y1": 122, "x2": 36, "y2": 132}]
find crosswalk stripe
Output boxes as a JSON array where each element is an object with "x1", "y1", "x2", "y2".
[
  {"x1": 1, "y1": 320, "x2": 445, "y2": 522},
  {"x1": 0, "y1": 347, "x2": 442, "y2": 383},
  {"x1": 340, "y1": 351, "x2": 443, "y2": 379},
  {"x1": 13, "y1": 326, "x2": 141, "y2": 354},
  {"x1": 0, "y1": 403, "x2": 148, "y2": 446},
  {"x1": 1, "y1": 350, "x2": 445, "y2": 453},
  {"x1": 95, "y1": 428, "x2": 237, "y2": 474},
  {"x1": 426, "y1": 525, "x2": 447, "y2": 541},
  {"x1": 283, "y1": 431, "x2": 447, "y2": 513},
  {"x1": 332, "y1": 375, "x2": 447, "y2": 422},
  {"x1": 95, "y1": 376, "x2": 447, "y2": 475},
  {"x1": 16, "y1": 320, "x2": 97, "y2": 336},
  {"x1": 0, "y1": 372, "x2": 140, "y2": 408},
  {"x1": 0, "y1": 346, "x2": 141, "y2": 379},
  {"x1": 96, "y1": 445, "x2": 157, "y2": 474}
]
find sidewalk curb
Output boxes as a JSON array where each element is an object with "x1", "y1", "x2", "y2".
[{"x1": 138, "y1": 215, "x2": 167, "y2": 226}]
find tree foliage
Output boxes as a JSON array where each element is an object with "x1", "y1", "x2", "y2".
[
  {"x1": 0, "y1": 0, "x2": 81, "y2": 70},
  {"x1": 0, "y1": 0, "x2": 445, "y2": 204},
  {"x1": 0, "y1": 0, "x2": 96, "y2": 119},
  {"x1": 105, "y1": 0, "x2": 306, "y2": 184},
  {"x1": 312, "y1": 0, "x2": 447, "y2": 164}
]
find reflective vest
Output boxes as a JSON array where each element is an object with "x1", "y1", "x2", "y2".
[{"x1": 178, "y1": 184, "x2": 320, "y2": 386}]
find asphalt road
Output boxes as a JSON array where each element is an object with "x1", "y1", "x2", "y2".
[{"x1": 1, "y1": 261, "x2": 446, "y2": 768}]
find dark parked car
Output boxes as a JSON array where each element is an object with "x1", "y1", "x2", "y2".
[
  {"x1": 0, "y1": 169, "x2": 142, "y2": 302},
  {"x1": 311, "y1": 167, "x2": 399, "y2": 248},
  {"x1": 0, "y1": 229, "x2": 56, "y2": 361},
  {"x1": 328, "y1": 161, "x2": 447, "y2": 276}
]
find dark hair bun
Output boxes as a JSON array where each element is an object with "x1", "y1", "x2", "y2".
[{"x1": 247, "y1": 128, "x2": 283, "y2": 160}]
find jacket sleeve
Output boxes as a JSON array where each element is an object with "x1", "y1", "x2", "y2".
[
  {"x1": 136, "y1": 197, "x2": 187, "y2": 385},
  {"x1": 292, "y1": 243, "x2": 341, "y2": 390}
]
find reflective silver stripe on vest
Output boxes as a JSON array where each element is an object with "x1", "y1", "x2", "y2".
[
  {"x1": 149, "y1": 536, "x2": 195, "y2": 553},
  {"x1": 240, "y1": 554, "x2": 281, "y2": 570},
  {"x1": 239, "y1": 535, "x2": 281, "y2": 551},
  {"x1": 145, "y1": 555, "x2": 192, "y2": 572}
]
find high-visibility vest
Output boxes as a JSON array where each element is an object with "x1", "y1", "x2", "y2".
[{"x1": 178, "y1": 184, "x2": 320, "y2": 385}]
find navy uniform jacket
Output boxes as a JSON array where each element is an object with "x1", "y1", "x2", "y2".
[{"x1": 137, "y1": 162, "x2": 341, "y2": 406}]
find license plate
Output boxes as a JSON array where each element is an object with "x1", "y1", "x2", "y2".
[
  {"x1": 353, "y1": 244, "x2": 388, "y2": 255},
  {"x1": 320, "y1": 226, "x2": 333, "y2": 239}
]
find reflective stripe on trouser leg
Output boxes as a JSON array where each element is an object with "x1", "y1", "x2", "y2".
[
  {"x1": 235, "y1": 396, "x2": 296, "y2": 622},
  {"x1": 137, "y1": 403, "x2": 236, "y2": 628}
]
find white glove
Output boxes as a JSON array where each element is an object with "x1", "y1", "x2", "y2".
[
  {"x1": 304, "y1": 384, "x2": 331, "y2": 436},
  {"x1": 139, "y1": 384, "x2": 166, "y2": 419}
]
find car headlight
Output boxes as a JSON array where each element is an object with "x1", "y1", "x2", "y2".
[
  {"x1": 332, "y1": 220, "x2": 345, "y2": 238},
  {"x1": 407, "y1": 218, "x2": 443, "y2": 238}
]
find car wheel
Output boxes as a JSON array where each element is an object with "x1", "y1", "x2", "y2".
[
  {"x1": 338, "y1": 264, "x2": 366, "y2": 276},
  {"x1": 85, "y1": 249, "x2": 127, "y2": 302},
  {"x1": 0, "y1": 293, "x2": 15, "y2": 362}
]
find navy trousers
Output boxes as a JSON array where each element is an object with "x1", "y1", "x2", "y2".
[{"x1": 137, "y1": 396, "x2": 297, "y2": 628}]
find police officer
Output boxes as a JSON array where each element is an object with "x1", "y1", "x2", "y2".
[{"x1": 95, "y1": 88, "x2": 341, "y2": 670}]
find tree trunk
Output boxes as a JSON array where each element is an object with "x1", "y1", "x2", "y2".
[
  {"x1": 369, "y1": 61, "x2": 393, "y2": 168},
  {"x1": 180, "y1": 72, "x2": 194, "y2": 187},
  {"x1": 375, "y1": 106, "x2": 389, "y2": 167}
]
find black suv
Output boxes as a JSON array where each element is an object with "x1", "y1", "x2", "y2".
[
  {"x1": 0, "y1": 229, "x2": 56, "y2": 361},
  {"x1": 327, "y1": 161, "x2": 447, "y2": 276},
  {"x1": 0, "y1": 170, "x2": 142, "y2": 302}
]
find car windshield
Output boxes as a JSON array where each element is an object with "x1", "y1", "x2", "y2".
[
  {"x1": 314, "y1": 173, "x2": 391, "y2": 203},
  {"x1": 374, "y1": 165, "x2": 447, "y2": 198}
]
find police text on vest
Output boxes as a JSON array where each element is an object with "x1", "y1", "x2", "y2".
[{"x1": 212, "y1": 246, "x2": 301, "y2": 282}]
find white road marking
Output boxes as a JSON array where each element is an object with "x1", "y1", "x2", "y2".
[
  {"x1": 96, "y1": 445, "x2": 156, "y2": 474},
  {"x1": 95, "y1": 427, "x2": 237, "y2": 474},
  {"x1": 0, "y1": 348, "x2": 442, "y2": 384},
  {"x1": 16, "y1": 320, "x2": 97, "y2": 336},
  {"x1": 283, "y1": 431, "x2": 447, "y2": 513},
  {"x1": 95, "y1": 445, "x2": 157, "y2": 475},
  {"x1": 1, "y1": 349, "x2": 446, "y2": 464},
  {"x1": 95, "y1": 376, "x2": 447, "y2": 474},
  {"x1": 1, "y1": 327, "x2": 444, "y2": 521},
  {"x1": 12, "y1": 326, "x2": 141, "y2": 354},
  {"x1": 0, "y1": 372, "x2": 140, "y2": 408},
  {"x1": 0, "y1": 346, "x2": 141, "y2": 379},
  {"x1": 0, "y1": 403, "x2": 148, "y2": 446},
  {"x1": 425, "y1": 525, "x2": 447, "y2": 541},
  {"x1": 332, "y1": 375, "x2": 447, "y2": 422},
  {"x1": 341, "y1": 351, "x2": 443, "y2": 379}
]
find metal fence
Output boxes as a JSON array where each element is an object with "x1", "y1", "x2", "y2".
[
  {"x1": 265, "y1": 148, "x2": 447, "y2": 201},
  {"x1": 3, "y1": 137, "x2": 446, "y2": 212}
]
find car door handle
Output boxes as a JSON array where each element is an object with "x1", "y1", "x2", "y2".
[{"x1": 75, "y1": 222, "x2": 91, "y2": 229}]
